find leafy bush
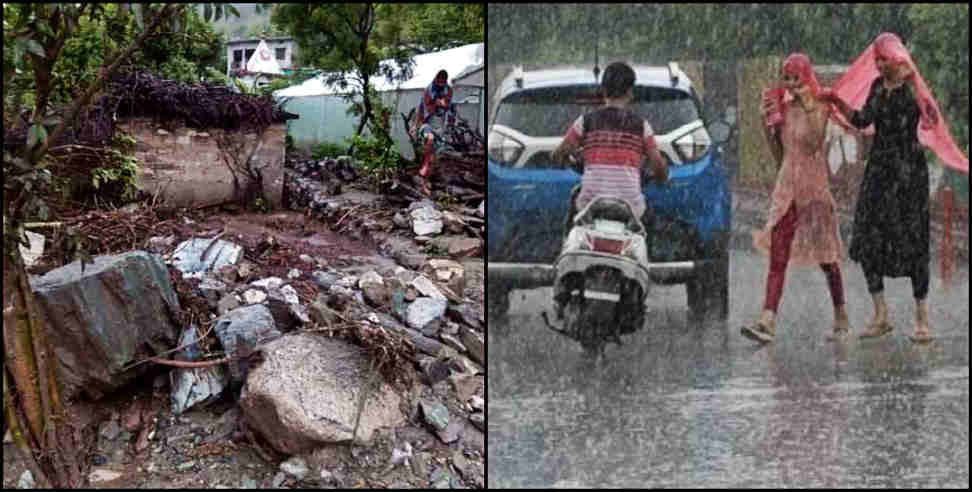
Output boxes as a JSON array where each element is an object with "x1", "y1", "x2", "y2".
[
  {"x1": 347, "y1": 133, "x2": 401, "y2": 185},
  {"x1": 311, "y1": 141, "x2": 347, "y2": 160},
  {"x1": 90, "y1": 132, "x2": 140, "y2": 202}
]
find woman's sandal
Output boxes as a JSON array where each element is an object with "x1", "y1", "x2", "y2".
[
  {"x1": 908, "y1": 329, "x2": 934, "y2": 344},
  {"x1": 741, "y1": 321, "x2": 775, "y2": 343},
  {"x1": 825, "y1": 326, "x2": 850, "y2": 342},
  {"x1": 858, "y1": 320, "x2": 893, "y2": 339}
]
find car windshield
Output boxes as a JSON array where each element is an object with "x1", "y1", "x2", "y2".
[{"x1": 493, "y1": 85, "x2": 699, "y2": 137}]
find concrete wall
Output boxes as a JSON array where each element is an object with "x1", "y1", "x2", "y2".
[{"x1": 120, "y1": 117, "x2": 286, "y2": 209}]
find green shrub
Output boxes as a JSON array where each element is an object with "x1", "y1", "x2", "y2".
[
  {"x1": 311, "y1": 141, "x2": 347, "y2": 160},
  {"x1": 347, "y1": 133, "x2": 401, "y2": 185}
]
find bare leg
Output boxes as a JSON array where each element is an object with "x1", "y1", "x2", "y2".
[{"x1": 910, "y1": 298, "x2": 933, "y2": 342}]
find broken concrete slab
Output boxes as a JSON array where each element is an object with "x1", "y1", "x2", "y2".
[
  {"x1": 28, "y1": 250, "x2": 181, "y2": 400},
  {"x1": 169, "y1": 237, "x2": 243, "y2": 278},
  {"x1": 240, "y1": 332, "x2": 405, "y2": 454}
]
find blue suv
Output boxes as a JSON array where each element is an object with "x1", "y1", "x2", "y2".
[{"x1": 487, "y1": 63, "x2": 732, "y2": 320}]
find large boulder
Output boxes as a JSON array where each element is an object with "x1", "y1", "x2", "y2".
[
  {"x1": 28, "y1": 251, "x2": 181, "y2": 400},
  {"x1": 240, "y1": 333, "x2": 405, "y2": 454}
]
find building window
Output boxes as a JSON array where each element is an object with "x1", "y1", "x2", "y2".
[
  {"x1": 276, "y1": 48, "x2": 286, "y2": 61},
  {"x1": 245, "y1": 48, "x2": 255, "y2": 62}
]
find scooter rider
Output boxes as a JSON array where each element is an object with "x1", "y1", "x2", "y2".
[{"x1": 552, "y1": 61, "x2": 669, "y2": 238}]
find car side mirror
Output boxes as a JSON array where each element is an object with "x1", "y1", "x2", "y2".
[{"x1": 709, "y1": 120, "x2": 731, "y2": 145}]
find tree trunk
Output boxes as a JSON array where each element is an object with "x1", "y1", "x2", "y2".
[{"x1": 3, "y1": 238, "x2": 85, "y2": 487}]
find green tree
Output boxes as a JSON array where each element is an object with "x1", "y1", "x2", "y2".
[
  {"x1": 398, "y1": 3, "x2": 483, "y2": 53},
  {"x1": 2, "y1": 4, "x2": 241, "y2": 487},
  {"x1": 272, "y1": 3, "x2": 415, "y2": 147}
]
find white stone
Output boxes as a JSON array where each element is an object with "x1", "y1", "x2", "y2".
[
  {"x1": 287, "y1": 268, "x2": 301, "y2": 279},
  {"x1": 18, "y1": 470, "x2": 35, "y2": 489},
  {"x1": 243, "y1": 289, "x2": 267, "y2": 304},
  {"x1": 477, "y1": 200, "x2": 485, "y2": 217},
  {"x1": 19, "y1": 230, "x2": 45, "y2": 267},
  {"x1": 280, "y1": 456, "x2": 310, "y2": 480},
  {"x1": 251, "y1": 277, "x2": 284, "y2": 290},
  {"x1": 406, "y1": 297, "x2": 448, "y2": 330},
  {"x1": 279, "y1": 285, "x2": 300, "y2": 305},
  {"x1": 358, "y1": 271, "x2": 384, "y2": 288},
  {"x1": 469, "y1": 395, "x2": 484, "y2": 411},
  {"x1": 367, "y1": 312, "x2": 381, "y2": 325},
  {"x1": 336, "y1": 275, "x2": 358, "y2": 289},
  {"x1": 410, "y1": 207, "x2": 444, "y2": 236},
  {"x1": 299, "y1": 254, "x2": 314, "y2": 264},
  {"x1": 89, "y1": 468, "x2": 124, "y2": 483},
  {"x1": 411, "y1": 275, "x2": 446, "y2": 302}
]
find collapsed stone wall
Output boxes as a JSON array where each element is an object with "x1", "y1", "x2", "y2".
[{"x1": 120, "y1": 117, "x2": 287, "y2": 209}]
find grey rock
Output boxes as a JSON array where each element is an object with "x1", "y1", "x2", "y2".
[
  {"x1": 28, "y1": 251, "x2": 180, "y2": 400},
  {"x1": 448, "y1": 373, "x2": 481, "y2": 402},
  {"x1": 397, "y1": 253, "x2": 428, "y2": 271},
  {"x1": 408, "y1": 199, "x2": 437, "y2": 212},
  {"x1": 411, "y1": 452, "x2": 430, "y2": 482},
  {"x1": 177, "y1": 460, "x2": 196, "y2": 471},
  {"x1": 241, "y1": 477, "x2": 258, "y2": 489},
  {"x1": 410, "y1": 207, "x2": 444, "y2": 236},
  {"x1": 411, "y1": 275, "x2": 447, "y2": 301},
  {"x1": 421, "y1": 318, "x2": 442, "y2": 338},
  {"x1": 407, "y1": 297, "x2": 448, "y2": 330},
  {"x1": 271, "y1": 471, "x2": 287, "y2": 488},
  {"x1": 99, "y1": 420, "x2": 120, "y2": 440},
  {"x1": 299, "y1": 254, "x2": 315, "y2": 264},
  {"x1": 311, "y1": 270, "x2": 338, "y2": 290},
  {"x1": 280, "y1": 456, "x2": 310, "y2": 480},
  {"x1": 440, "y1": 333, "x2": 467, "y2": 353},
  {"x1": 146, "y1": 235, "x2": 175, "y2": 254},
  {"x1": 357, "y1": 270, "x2": 384, "y2": 288},
  {"x1": 477, "y1": 200, "x2": 485, "y2": 217},
  {"x1": 287, "y1": 268, "x2": 301, "y2": 279},
  {"x1": 308, "y1": 295, "x2": 341, "y2": 326},
  {"x1": 251, "y1": 277, "x2": 284, "y2": 290},
  {"x1": 392, "y1": 212, "x2": 410, "y2": 229},
  {"x1": 170, "y1": 238, "x2": 243, "y2": 277},
  {"x1": 469, "y1": 413, "x2": 484, "y2": 432},
  {"x1": 417, "y1": 356, "x2": 450, "y2": 386},
  {"x1": 289, "y1": 303, "x2": 311, "y2": 325},
  {"x1": 441, "y1": 321, "x2": 460, "y2": 336},
  {"x1": 459, "y1": 327, "x2": 484, "y2": 366},
  {"x1": 436, "y1": 421, "x2": 462, "y2": 444},
  {"x1": 446, "y1": 237, "x2": 483, "y2": 258},
  {"x1": 170, "y1": 364, "x2": 227, "y2": 415},
  {"x1": 198, "y1": 277, "x2": 227, "y2": 304},
  {"x1": 429, "y1": 466, "x2": 451, "y2": 489},
  {"x1": 217, "y1": 294, "x2": 241, "y2": 315},
  {"x1": 361, "y1": 284, "x2": 390, "y2": 309},
  {"x1": 446, "y1": 303, "x2": 483, "y2": 331},
  {"x1": 242, "y1": 289, "x2": 267, "y2": 305},
  {"x1": 211, "y1": 304, "x2": 280, "y2": 386},
  {"x1": 240, "y1": 333, "x2": 405, "y2": 455},
  {"x1": 420, "y1": 400, "x2": 449, "y2": 432}
]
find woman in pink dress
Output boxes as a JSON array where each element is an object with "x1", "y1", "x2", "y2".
[{"x1": 741, "y1": 53, "x2": 852, "y2": 344}]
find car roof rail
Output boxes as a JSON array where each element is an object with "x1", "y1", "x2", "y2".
[
  {"x1": 667, "y1": 62, "x2": 680, "y2": 87},
  {"x1": 513, "y1": 65, "x2": 524, "y2": 89}
]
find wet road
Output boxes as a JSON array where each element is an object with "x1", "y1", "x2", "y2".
[{"x1": 488, "y1": 248, "x2": 970, "y2": 488}]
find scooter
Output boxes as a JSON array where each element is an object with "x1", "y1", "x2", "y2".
[{"x1": 544, "y1": 194, "x2": 653, "y2": 357}]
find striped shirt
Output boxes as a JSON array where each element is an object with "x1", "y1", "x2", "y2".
[{"x1": 563, "y1": 107, "x2": 658, "y2": 219}]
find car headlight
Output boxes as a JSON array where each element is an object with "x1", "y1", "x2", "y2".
[
  {"x1": 487, "y1": 130, "x2": 524, "y2": 164},
  {"x1": 672, "y1": 127, "x2": 712, "y2": 163}
]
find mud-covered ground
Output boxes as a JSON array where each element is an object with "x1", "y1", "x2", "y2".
[{"x1": 4, "y1": 179, "x2": 485, "y2": 488}]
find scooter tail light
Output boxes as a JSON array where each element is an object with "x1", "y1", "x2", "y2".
[{"x1": 590, "y1": 236, "x2": 625, "y2": 255}]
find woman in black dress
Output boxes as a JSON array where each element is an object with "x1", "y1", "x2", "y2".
[{"x1": 826, "y1": 33, "x2": 969, "y2": 343}]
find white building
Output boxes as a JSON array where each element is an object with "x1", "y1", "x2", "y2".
[{"x1": 226, "y1": 37, "x2": 297, "y2": 79}]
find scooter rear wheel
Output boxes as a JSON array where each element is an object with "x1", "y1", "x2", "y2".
[{"x1": 564, "y1": 297, "x2": 613, "y2": 357}]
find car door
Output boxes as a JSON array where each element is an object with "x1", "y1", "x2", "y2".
[{"x1": 487, "y1": 156, "x2": 579, "y2": 264}]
